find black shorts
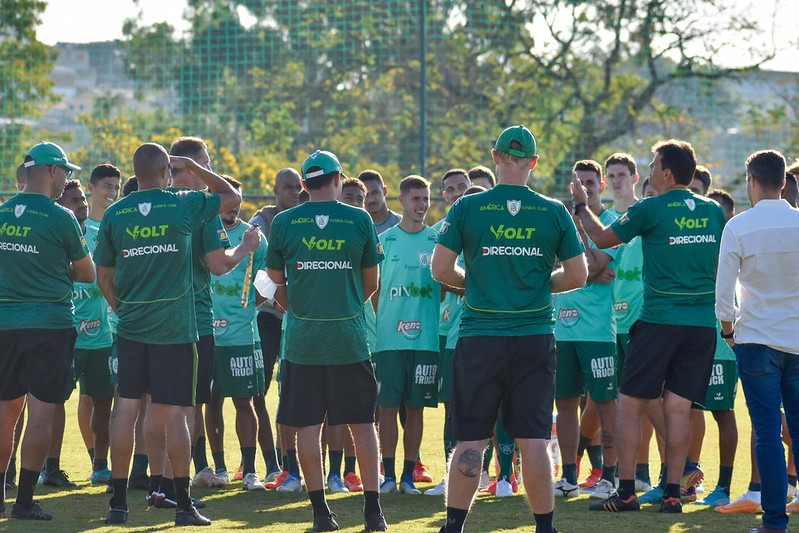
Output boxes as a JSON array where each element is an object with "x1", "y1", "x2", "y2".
[
  {"x1": 0, "y1": 328, "x2": 77, "y2": 404},
  {"x1": 196, "y1": 334, "x2": 215, "y2": 404},
  {"x1": 257, "y1": 311, "x2": 282, "y2": 389},
  {"x1": 276, "y1": 360, "x2": 377, "y2": 427},
  {"x1": 117, "y1": 336, "x2": 197, "y2": 407},
  {"x1": 451, "y1": 335, "x2": 556, "y2": 441},
  {"x1": 620, "y1": 321, "x2": 716, "y2": 404}
]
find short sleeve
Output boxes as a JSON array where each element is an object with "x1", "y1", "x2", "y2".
[
  {"x1": 65, "y1": 213, "x2": 90, "y2": 261},
  {"x1": 611, "y1": 198, "x2": 649, "y2": 244},
  {"x1": 435, "y1": 199, "x2": 463, "y2": 254},
  {"x1": 361, "y1": 215, "x2": 384, "y2": 268},
  {"x1": 93, "y1": 212, "x2": 116, "y2": 267},
  {"x1": 265, "y1": 216, "x2": 285, "y2": 271},
  {"x1": 555, "y1": 204, "x2": 585, "y2": 261},
  {"x1": 202, "y1": 216, "x2": 231, "y2": 254}
]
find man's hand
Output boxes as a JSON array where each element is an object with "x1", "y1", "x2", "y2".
[
  {"x1": 570, "y1": 172, "x2": 588, "y2": 205},
  {"x1": 241, "y1": 225, "x2": 261, "y2": 253},
  {"x1": 168, "y1": 155, "x2": 198, "y2": 174}
]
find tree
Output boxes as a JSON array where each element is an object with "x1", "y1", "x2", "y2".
[{"x1": 0, "y1": 0, "x2": 58, "y2": 188}]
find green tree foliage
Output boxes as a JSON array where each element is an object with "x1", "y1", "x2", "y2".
[
  {"x1": 0, "y1": 0, "x2": 58, "y2": 188},
  {"x1": 114, "y1": 0, "x2": 774, "y2": 196}
]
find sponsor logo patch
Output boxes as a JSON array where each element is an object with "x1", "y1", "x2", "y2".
[
  {"x1": 507, "y1": 199, "x2": 521, "y2": 216},
  {"x1": 315, "y1": 214, "x2": 329, "y2": 229},
  {"x1": 138, "y1": 202, "x2": 152, "y2": 216},
  {"x1": 14, "y1": 205, "x2": 26, "y2": 218}
]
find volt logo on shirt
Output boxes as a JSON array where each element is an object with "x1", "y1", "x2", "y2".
[
  {"x1": 489, "y1": 225, "x2": 535, "y2": 240},
  {"x1": 302, "y1": 236, "x2": 345, "y2": 251},
  {"x1": 673, "y1": 217, "x2": 709, "y2": 230},
  {"x1": 0, "y1": 223, "x2": 32, "y2": 237},
  {"x1": 125, "y1": 225, "x2": 169, "y2": 239}
]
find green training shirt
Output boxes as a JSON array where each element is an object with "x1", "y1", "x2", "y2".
[
  {"x1": 375, "y1": 224, "x2": 440, "y2": 353},
  {"x1": 211, "y1": 220, "x2": 267, "y2": 347},
  {"x1": 610, "y1": 189, "x2": 725, "y2": 327},
  {"x1": 169, "y1": 187, "x2": 230, "y2": 337},
  {"x1": 437, "y1": 183, "x2": 584, "y2": 337},
  {"x1": 554, "y1": 208, "x2": 619, "y2": 342},
  {"x1": 94, "y1": 188, "x2": 221, "y2": 344},
  {"x1": 608, "y1": 205, "x2": 644, "y2": 334},
  {"x1": 0, "y1": 193, "x2": 90, "y2": 330},
  {"x1": 266, "y1": 200, "x2": 384, "y2": 365},
  {"x1": 433, "y1": 218, "x2": 465, "y2": 348},
  {"x1": 73, "y1": 224, "x2": 113, "y2": 348}
]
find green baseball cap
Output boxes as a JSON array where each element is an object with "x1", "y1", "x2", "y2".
[
  {"x1": 494, "y1": 125, "x2": 537, "y2": 158},
  {"x1": 23, "y1": 142, "x2": 81, "y2": 171},
  {"x1": 301, "y1": 150, "x2": 347, "y2": 181}
]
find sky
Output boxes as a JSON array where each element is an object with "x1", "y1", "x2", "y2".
[{"x1": 37, "y1": 0, "x2": 799, "y2": 72}]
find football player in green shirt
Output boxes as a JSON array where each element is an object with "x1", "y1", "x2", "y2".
[
  {"x1": 266, "y1": 150, "x2": 387, "y2": 532},
  {"x1": 373, "y1": 175, "x2": 440, "y2": 496},
  {"x1": 95, "y1": 142, "x2": 241, "y2": 526},
  {"x1": 0, "y1": 142, "x2": 93, "y2": 520},
  {"x1": 573, "y1": 139, "x2": 726, "y2": 514},
  {"x1": 432, "y1": 125, "x2": 587, "y2": 533}
]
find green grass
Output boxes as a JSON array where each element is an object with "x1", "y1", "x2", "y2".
[{"x1": 0, "y1": 386, "x2": 771, "y2": 532}]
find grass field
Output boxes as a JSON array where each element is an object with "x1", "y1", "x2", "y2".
[{"x1": 0, "y1": 384, "x2": 776, "y2": 532}]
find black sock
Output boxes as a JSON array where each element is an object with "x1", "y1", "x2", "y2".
[
  {"x1": 276, "y1": 448, "x2": 282, "y2": 467},
  {"x1": 658, "y1": 465, "x2": 667, "y2": 489},
  {"x1": 44, "y1": 457, "x2": 59, "y2": 476},
  {"x1": 110, "y1": 477, "x2": 128, "y2": 508},
  {"x1": 718, "y1": 466, "x2": 734, "y2": 494},
  {"x1": 162, "y1": 477, "x2": 177, "y2": 501},
  {"x1": 287, "y1": 449, "x2": 300, "y2": 476},
  {"x1": 444, "y1": 506, "x2": 468, "y2": 532},
  {"x1": 749, "y1": 481, "x2": 762, "y2": 492},
  {"x1": 401, "y1": 459, "x2": 415, "y2": 480},
  {"x1": 328, "y1": 450, "x2": 343, "y2": 478},
  {"x1": 131, "y1": 454, "x2": 149, "y2": 478},
  {"x1": 192, "y1": 436, "x2": 209, "y2": 472},
  {"x1": 149, "y1": 474, "x2": 163, "y2": 494},
  {"x1": 263, "y1": 448, "x2": 279, "y2": 473},
  {"x1": 617, "y1": 479, "x2": 635, "y2": 500},
  {"x1": 789, "y1": 474, "x2": 797, "y2": 487},
  {"x1": 173, "y1": 477, "x2": 191, "y2": 511},
  {"x1": 534, "y1": 511, "x2": 554, "y2": 533},
  {"x1": 665, "y1": 483, "x2": 681, "y2": 500},
  {"x1": 363, "y1": 490, "x2": 381, "y2": 516},
  {"x1": 635, "y1": 463, "x2": 651, "y2": 483},
  {"x1": 94, "y1": 457, "x2": 108, "y2": 471},
  {"x1": 344, "y1": 456, "x2": 357, "y2": 476},
  {"x1": 241, "y1": 447, "x2": 257, "y2": 475},
  {"x1": 16, "y1": 468, "x2": 38, "y2": 507},
  {"x1": 383, "y1": 457, "x2": 396, "y2": 480},
  {"x1": 212, "y1": 451, "x2": 227, "y2": 473},
  {"x1": 482, "y1": 441, "x2": 493, "y2": 471},
  {"x1": 87, "y1": 448, "x2": 95, "y2": 463},
  {"x1": 309, "y1": 489, "x2": 330, "y2": 516},
  {"x1": 0, "y1": 471, "x2": 5, "y2": 500}
]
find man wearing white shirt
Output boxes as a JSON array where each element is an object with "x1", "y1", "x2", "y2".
[{"x1": 715, "y1": 149, "x2": 799, "y2": 533}]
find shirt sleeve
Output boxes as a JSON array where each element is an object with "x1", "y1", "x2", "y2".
[
  {"x1": 556, "y1": 204, "x2": 585, "y2": 261},
  {"x1": 715, "y1": 222, "x2": 741, "y2": 323},
  {"x1": 610, "y1": 198, "x2": 648, "y2": 244},
  {"x1": 435, "y1": 200, "x2": 463, "y2": 254},
  {"x1": 65, "y1": 212, "x2": 90, "y2": 261},
  {"x1": 183, "y1": 190, "x2": 221, "y2": 226},
  {"x1": 93, "y1": 213, "x2": 116, "y2": 267},
  {"x1": 254, "y1": 233, "x2": 267, "y2": 272},
  {"x1": 265, "y1": 216, "x2": 285, "y2": 271},
  {"x1": 361, "y1": 215, "x2": 384, "y2": 269},
  {"x1": 202, "y1": 216, "x2": 231, "y2": 254}
]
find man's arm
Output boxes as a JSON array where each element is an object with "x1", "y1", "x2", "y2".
[
  {"x1": 266, "y1": 267, "x2": 287, "y2": 311},
  {"x1": 370, "y1": 278, "x2": 380, "y2": 312},
  {"x1": 551, "y1": 254, "x2": 588, "y2": 294},
  {"x1": 431, "y1": 244, "x2": 465, "y2": 290},
  {"x1": 169, "y1": 156, "x2": 241, "y2": 213},
  {"x1": 363, "y1": 265, "x2": 379, "y2": 304},
  {"x1": 715, "y1": 228, "x2": 740, "y2": 344},
  {"x1": 571, "y1": 174, "x2": 623, "y2": 249},
  {"x1": 97, "y1": 265, "x2": 117, "y2": 314},
  {"x1": 71, "y1": 254, "x2": 96, "y2": 283},
  {"x1": 206, "y1": 226, "x2": 262, "y2": 276}
]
